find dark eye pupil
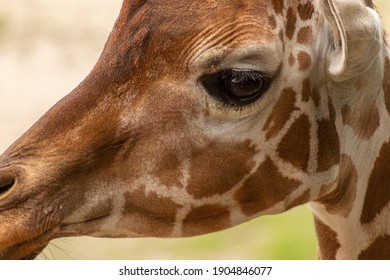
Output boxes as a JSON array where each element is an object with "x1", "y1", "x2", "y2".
[
  {"x1": 224, "y1": 75, "x2": 264, "y2": 98},
  {"x1": 200, "y1": 68, "x2": 271, "y2": 107}
]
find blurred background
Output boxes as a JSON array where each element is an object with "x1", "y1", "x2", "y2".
[{"x1": 0, "y1": 1, "x2": 388, "y2": 260}]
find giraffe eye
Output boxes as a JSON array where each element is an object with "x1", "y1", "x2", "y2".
[
  {"x1": 0, "y1": 175, "x2": 15, "y2": 197},
  {"x1": 201, "y1": 69, "x2": 271, "y2": 106}
]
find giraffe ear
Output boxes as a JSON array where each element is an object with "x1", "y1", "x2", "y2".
[{"x1": 321, "y1": 0, "x2": 383, "y2": 82}]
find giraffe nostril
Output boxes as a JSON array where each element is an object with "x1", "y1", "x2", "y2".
[{"x1": 0, "y1": 175, "x2": 15, "y2": 197}]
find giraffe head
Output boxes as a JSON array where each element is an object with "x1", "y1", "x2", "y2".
[{"x1": 0, "y1": 0, "x2": 386, "y2": 259}]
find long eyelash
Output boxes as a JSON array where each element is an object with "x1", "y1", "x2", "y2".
[
  {"x1": 225, "y1": 69, "x2": 268, "y2": 82},
  {"x1": 233, "y1": 70, "x2": 260, "y2": 80}
]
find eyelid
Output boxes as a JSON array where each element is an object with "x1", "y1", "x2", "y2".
[
  {"x1": 193, "y1": 41, "x2": 283, "y2": 77},
  {"x1": 205, "y1": 64, "x2": 273, "y2": 77}
]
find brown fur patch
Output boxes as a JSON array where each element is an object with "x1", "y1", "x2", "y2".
[
  {"x1": 285, "y1": 8, "x2": 297, "y2": 40},
  {"x1": 354, "y1": 77, "x2": 364, "y2": 90},
  {"x1": 263, "y1": 87, "x2": 298, "y2": 140},
  {"x1": 272, "y1": 0, "x2": 284, "y2": 14},
  {"x1": 288, "y1": 53, "x2": 295, "y2": 66},
  {"x1": 301, "y1": 78, "x2": 311, "y2": 102},
  {"x1": 187, "y1": 141, "x2": 257, "y2": 199},
  {"x1": 154, "y1": 152, "x2": 183, "y2": 187},
  {"x1": 341, "y1": 103, "x2": 380, "y2": 139},
  {"x1": 297, "y1": 26, "x2": 313, "y2": 45},
  {"x1": 314, "y1": 216, "x2": 340, "y2": 259},
  {"x1": 278, "y1": 114, "x2": 311, "y2": 171},
  {"x1": 317, "y1": 100, "x2": 340, "y2": 172},
  {"x1": 358, "y1": 235, "x2": 390, "y2": 259},
  {"x1": 122, "y1": 187, "x2": 180, "y2": 236},
  {"x1": 297, "y1": 2, "x2": 314, "y2": 21},
  {"x1": 235, "y1": 157, "x2": 301, "y2": 216},
  {"x1": 278, "y1": 29, "x2": 284, "y2": 44},
  {"x1": 383, "y1": 57, "x2": 390, "y2": 115},
  {"x1": 83, "y1": 198, "x2": 113, "y2": 222},
  {"x1": 311, "y1": 86, "x2": 320, "y2": 107},
  {"x1": 268, "y1": 15, "x2": 277, "y2": 29},
  {"x1": 364, "y1": 0, "x2": 374, "y2": 8},
  {"x1": 361, "y1": 141, "x2": 390, "y2": 224},
  {"x1": 287, "y1": 189, "x2": 310, "y2": 209},
  {"x1": 182, "y1": 204, "x2": 230, "y2": 236},
  {"x1": 319, "y1": 155, "x2": 357, "y2": 217},
  {"x1": 317, "y1": 181, "x2": 337, "y2": 200},
  {"x1": 297, "y1": 51, "x2": 312, "y2": 71}
]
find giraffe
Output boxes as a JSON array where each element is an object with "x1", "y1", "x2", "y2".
[{"x1": 0, "y1": 0, "x2": 388, "y2": 260}]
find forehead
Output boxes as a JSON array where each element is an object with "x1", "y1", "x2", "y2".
[
  {"x1": 149, "y1": 0, "x2": 275, "y2": 43},
  {"x1": 142, "y1": 0, "x2": 274, "y2": 24},
  {"x1": 109, "y1": 0, "x2": 277, "y2": 76}
]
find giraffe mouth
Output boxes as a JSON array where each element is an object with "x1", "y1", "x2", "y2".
[
  {"x1": 1, "y1": 242, "x2": 47, "y2": 260},
  {"x1": 59, "y1": 214, "x2": 111, "y2": 237},
  {"x1": 0, "y1": 228, "x2": 58, "y2": 260},
  {"x1": 0, "y1": 214, "x2": 109, "y2": 259}
]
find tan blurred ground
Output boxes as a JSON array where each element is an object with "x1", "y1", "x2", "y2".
[
  {"x1": 0, "y1": 1, "x2": 389, "y2": 259},
  {"x1": 0, "y1": 0, "x2": 122, "y2": 151}
]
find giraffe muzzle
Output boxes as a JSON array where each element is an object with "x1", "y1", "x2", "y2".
[
  {"x1": 0, "y1": 227, "x2": 58, "y2": 260},
  {"x1": 0, "y1": 166, "x2": 65, "y2": 259}
]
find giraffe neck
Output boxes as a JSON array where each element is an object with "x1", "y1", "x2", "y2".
[{"x1": 310, "y1": 45, "x2": 390, "y2": 259}]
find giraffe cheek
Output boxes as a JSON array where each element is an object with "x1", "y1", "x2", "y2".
[
  {"x1": 235, "y1": 157, "x2": 301, "y2": 216},
  {"x1": 186, "y1": 140, "x2": 257, "y2": 199},
  {"x1": 119, "y1": 187, "x2": 180, "y2": 237},
  {"x1": 181, "y1": 204, "x2": 231, "y2": 237}
]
